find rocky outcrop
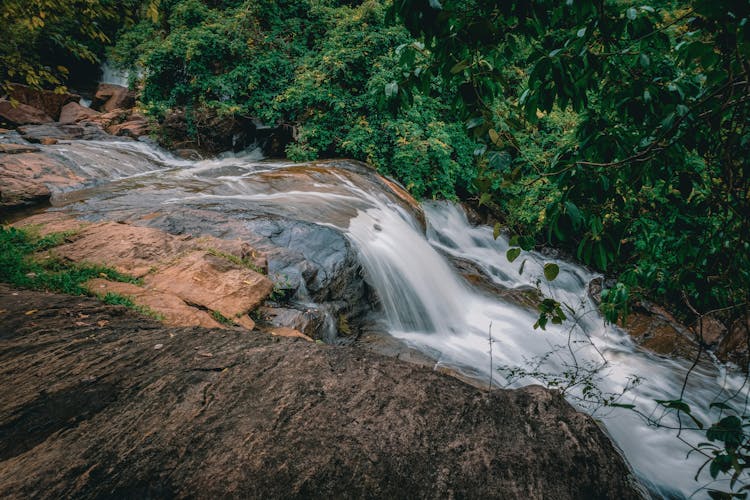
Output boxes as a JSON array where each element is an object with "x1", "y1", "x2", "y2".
[
  {"x1": 91, "y1": 83, "x2": 136, "y2": 112},
  {"x1": 12, "y1": 213, "x2": 273, "y2": 330},
  {"x1": 5, "y1": 84, "x2": 80, "y2": 120},
  {"x1": 0, "y1": 151, "x2": 83, "y2": 208},
  {"x1": 0, "y1": 285, "x2": 642, "y2": 499},
  {"x1": 0, "y1": 100, "x2": 53, "y2": 126},
  {"x1": 58, "y1": 102, "x2": 101, "y2": 124},
  {"x1": 16, "y1": 122, "x2": 111, "y2": 142}
]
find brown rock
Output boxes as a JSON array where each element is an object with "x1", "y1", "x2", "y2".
[
  {"x1": 0, "y1": 143, "x2": 39, "y2": 154},
  {"x1": 234, "y1": 315, "x2": 256, "y2": 330},
  {"x1": 84, "y1": 278, "x2": 222, "y2": 329},
  {"x1": 107, "y1": 116, "x2": 150, "y2": 138},
  {"x1": 58, "y1": 102, "x2": 101, "y2": 124},
  {"x1": 718, "y1": 317, "x2": 750, "y2": 367},
  {"x1": 692, "y1": 316, "x2": 727, "y2": 346},
  {"x1": 91, "y1": 83, "x2": 136, "y2": 112},
  {"x1": 174, "y1": 148, "x2": 202, "y2": 160},
  {"x1": 269, "y1": 326, "x2": 313, "y2": 342},
  {"x1": 11, "y1": 212, "x2": 90, "y2": 236},
  {"x1": 145, "y1": 251, "x2": 273, "y2": 319},
  {"x1": 48, "y1": 220, "x2": 195, "y2": 278},
  {"x1": 6, "y1": 84, "x2": 80, "y2": 120},
  {"x1": 623, "y1": 309, "x2": 698, "y2": 358},
  {"x1": 0, "y1": 99, "x2": 53, "y2": 126},
  {"x1": 0, "y1": 285, "x2": 642, "y2": 500},
  {"x1": 0, "y1": 152, "x2": 83, "y2": 208},
  {"x1": 86, "y1": 109, "x2": 130, "y2": 128}
]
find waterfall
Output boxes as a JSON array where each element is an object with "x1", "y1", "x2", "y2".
[
  {"x1": 33, "y1": 137, "x2": 748, "y2": 498},
  {"x1": 344, "y1": 200, "x2": 747, "y2": 499}
]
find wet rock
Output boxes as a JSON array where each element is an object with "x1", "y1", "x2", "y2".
[
  {"x1": 259, "y1": 306, "x2": 326, "y2": 340},
  {"x1": 0, "y1": 143, "x2": 39, "y2": 154},
  {"x1": 268, "y1": 326, "x2": 314, "y2": 342},
  {"x1": 58, "y1": 102, "x2": 101, "y2": 124},
  {"x1": 174, "y1": 148, "x2": 203, "y2": 160},
  {"x1": 91, "y1": 83, "x2": 136, "y2": 112},
  {"x1": 5, "y1": 84, "x2": 80, "y2": 120},
  {"x1": 621, "y1": 304, "x2": 698, "y2": 358},
  {"x1": 0, "y1": 99, "x2": 53, "y2": 126},
  {"x1": 0, "y1": 285, "x2": 642, "y2": 499},
  {"x1": 0, "y1": 152, "x2": 83, "y2": 208},
  {"x1": 718, "y1": 317, "x2": 750, "y2": 368},
  {"x1": 17, "y1": 122, "x2": 111, "y2": 142},
  {"x1": 107, "y1": 114, "x2": 150, "y2": 138}
]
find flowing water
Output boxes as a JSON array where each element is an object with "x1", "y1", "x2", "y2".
[{"x1": 34, "y1": 138, "x2": 750, "y2": 498}]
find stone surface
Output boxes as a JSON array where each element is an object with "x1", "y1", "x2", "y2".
[
  {"x1": 84, "y1": 278, "x2": 222, "y2": 329},
  {"x1": 0, "y1": 152, "x2": 83, "y2": 208},
  {"x1": 718, "y1": 317, "x2": 750, "y2": 368},
  {"x1": 268, "y1": 326, "x2": 314, "y2": 342},
  {"x1": 58, "y1": 102, "x2": 101, "y2": 124},
  {"x1": 91, "y1": 83, "x2": 136, "y2": 112},
  {"x1": 0, "y1": 100, "x2": 53, "y2": 126},
  {"x1": 6, "y1": 84, "x2": 80, "y2": 120},
  {"x1": 0, "y1": 285, "x2": 642, "y2": 499},
  {"x1": 145, "y1": 251, "x2": 273, "y2": 319},
  {"x1": 107, "y1": 114, "x2": 150, "y2": 138},
  {"x1": 16, "y1": 122, "x2": 112, "y2": 142},
  {"x1": 12, "y1": 213, "x2": 272, "y2": 330},
  {"x1": 0, "y1": 143, "x2": 39, "y2": 154}
]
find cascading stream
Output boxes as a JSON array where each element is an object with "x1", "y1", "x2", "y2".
[{"x1": 35, "y1": 138, "x2": 748, "y2": 499}]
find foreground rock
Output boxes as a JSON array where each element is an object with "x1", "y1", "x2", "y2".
[{"x1": 0, "y1": 285, "x2": 641, "y2": 499}]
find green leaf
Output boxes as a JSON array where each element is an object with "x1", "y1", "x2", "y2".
[
  {"x1": 450, "y1": 59, "x2": 470, "y2": 74},
  {"x1": 577, "y1": 27, "x2": 586, "y2": 38},
  {"x1": 507, "y1": 247, "x2": 521, "y2": 262},
  {"x1": 488, "y1": 128, "x2": 501, "y2": 146},
  {"x1": 543, "y1": 263, "x2": 560, "y2": 281},
  {"x1": 493, "y1": 222, "x2": 501, "y2": 240},
  {"x1": 384, "y1": 81, "x2": 398, "y2": 98},
  {"x1": 626, "y1": 7, "x2": 637, "y2": 20}
]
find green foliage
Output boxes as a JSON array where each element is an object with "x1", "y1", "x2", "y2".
[
  {"x1": 0, "y1": 225, "x2": 140, "y2": 298},
  {"x1": 211, "y1": 310, "x2": 233, "y2": 326},
  {"x1": 392, "y1": 0, "x2": 750, "y2": 327},
  {"x1": 0, "y1": 0, "x2": 143, "y2": 91},
  {"x1": 99, "y1": 292, "x2": 165, "y2": 320},
  {"x1": 111, "y1": 0, "x2": 480, "y2": 198}
]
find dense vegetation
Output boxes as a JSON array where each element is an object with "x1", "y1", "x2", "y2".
[
  {"x1": 107, "y1": 0, "x2": 478, "y2": 198},
  {"x1": 2, "y1": 0, "x2": 749, "y2": 493},
  {"x1": 391, "y1": 0, "x2": 749, "y2": 331},
  {"x1": 0, "y1": 0, "x2": 144, "y2": 92}
]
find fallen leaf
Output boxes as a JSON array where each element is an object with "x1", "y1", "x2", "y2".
[
  {"x1": 154, "y1": 343, "x2": 164, "y2": 350},
  {"x1": 74, "y1": 321, "x2": 91, "y2": 326},
  {"x1": 78, "y1": 313, "x2": 90, "y2": 318},
  {"x1": 25, "y1": 309, "x2": 38, "y2": 315},
  {"x1": 97, "y1": 320, "x2": 109, "y2": 327},
  {"x1": 197, "y1": 351, "x2": 213, "y2": 358}
]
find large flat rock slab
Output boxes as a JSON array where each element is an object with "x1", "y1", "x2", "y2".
[
  {"x1": 12, "y1": 213, "x2": 272, "y2": 330},
  {"x1": 0, "y1": 285, "x2": 641, "y2": 499}
]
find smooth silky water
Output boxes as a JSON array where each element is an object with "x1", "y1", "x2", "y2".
[{"x1": 38, "y1": 138, "x2": 748, "y2": 498}]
